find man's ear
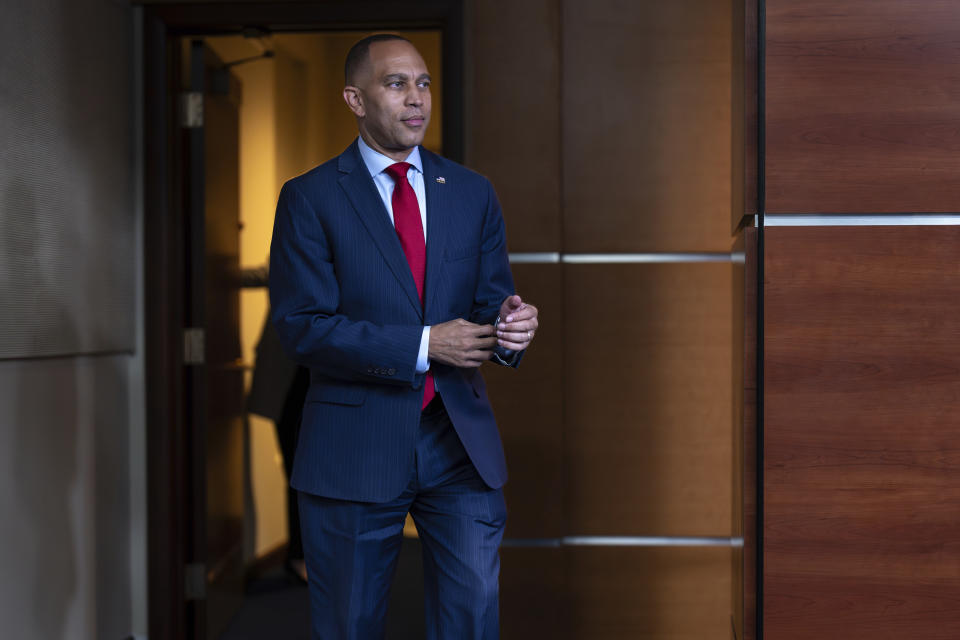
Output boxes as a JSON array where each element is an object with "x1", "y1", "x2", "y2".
[{"x1": 343, "y1": 86, "x2": 365, "y2": 117}]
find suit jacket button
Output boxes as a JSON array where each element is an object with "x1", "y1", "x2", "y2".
[
  {"x1": 367, "y1": 366, "x2": 374, "y2": 374},
  {"x1": 388, "y1": 368, "x2": 396, "y2": 376}
]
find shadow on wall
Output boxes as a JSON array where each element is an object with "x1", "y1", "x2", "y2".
[
  {"x1": 0, "y1": 0, "x2": 134, "y2": 359},
  {"x1": 5, "y1": 179, "x2": 80, "y2": 639},
  {"x1": 2, "y1": 180, "x2": 133, "y2": 639},
  {"x1": 0, "y1": 0, "x2": 135, "y2": 637},
  {"x1": 92, "y1": 355, "x2": 132, "y2": 640}
]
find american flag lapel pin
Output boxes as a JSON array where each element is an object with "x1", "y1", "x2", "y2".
[{"x1": 436, "y1": 176, "x2": 446, "y2": 184}]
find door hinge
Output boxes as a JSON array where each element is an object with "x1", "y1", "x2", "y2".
[
  {"x1": 184, "y1": 327, "x2": 205, "y2": 365},
  {"x1": 184, "y1": 562, "x2": 207, "y2": 600},
  {"x1": 180, "y1": 91, "x2": 204, "y2": 128}
]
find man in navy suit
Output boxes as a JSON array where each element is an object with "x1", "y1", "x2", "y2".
[{"x1": 269, "y1": 34, "x2": 539, "y2": 639}]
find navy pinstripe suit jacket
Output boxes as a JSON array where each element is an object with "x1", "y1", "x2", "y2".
[{"x1": 269, "y1": 140, "x2": 519, "y2": 503}]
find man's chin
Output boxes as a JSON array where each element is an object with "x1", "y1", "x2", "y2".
[
  {"x1": 401, "y1": 133, "x2": 426, "y2": 148},
  {"x1": 396, "y1": 127, "x2": 427, "y2": 148}
]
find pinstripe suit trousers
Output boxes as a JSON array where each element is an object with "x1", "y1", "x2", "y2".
[{"x1": 298, "y1": 398, "x2": 507, "y2": 640}]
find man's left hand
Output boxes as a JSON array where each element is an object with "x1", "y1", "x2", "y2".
[{"x1": 496, "y1": 295, "x2": 539, "y2": 351}]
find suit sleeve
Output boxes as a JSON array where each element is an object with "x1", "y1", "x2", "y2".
[
  {"x1": 468, "y1": 180, "x2": 524, "y2": 368},
  {"x1": 268, "y1": 181, "x2": 423, "y2": 386}
]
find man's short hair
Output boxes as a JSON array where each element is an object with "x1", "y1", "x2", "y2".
[{"x1": 344, "y1": 34, "x2": 413, "y2": 85}]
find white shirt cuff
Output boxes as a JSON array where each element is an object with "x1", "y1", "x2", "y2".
[{"x1": 416, "y1": 326, "x2": 431, "y2": 373}]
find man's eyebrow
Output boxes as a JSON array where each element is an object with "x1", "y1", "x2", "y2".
[
  {"x1": 383, "y1": 73, "x2": 410, "y2": 82},
  {"x1": 417, "y1": 73, "x2": 432, "y2": 83}
]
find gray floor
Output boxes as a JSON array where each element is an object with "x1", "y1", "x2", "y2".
[{"x1": 219, "y1": 537, "x2": 425, "y2": 639}]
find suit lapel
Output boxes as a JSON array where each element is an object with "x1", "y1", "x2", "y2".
[
  {"x1": 337, "y1": 142, "x2": 422, "y2": 318},
  {"x1": 422, "y1": 149, "x2": 449, "y2": 321}
]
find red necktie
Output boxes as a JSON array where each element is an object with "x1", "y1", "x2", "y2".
[{"x1": 385, "y1": 162, "x2": 435, "y2": 409}]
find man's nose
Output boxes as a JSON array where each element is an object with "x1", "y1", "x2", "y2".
[{"x1": 406, "y1": 88, "x2": 425, "y2": 106}]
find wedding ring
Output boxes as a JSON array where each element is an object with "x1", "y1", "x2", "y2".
[{"x1": 527, "y1": 330, "x2": 532, "y2": 339}]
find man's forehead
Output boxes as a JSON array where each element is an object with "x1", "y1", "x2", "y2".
[{"x1": 368, "y1": 40, "x2": 428, "y2": 74}]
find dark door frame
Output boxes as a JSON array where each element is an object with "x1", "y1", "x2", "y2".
[{"x1": 141, "y1": 3, "x2": 465, "y2": 638}]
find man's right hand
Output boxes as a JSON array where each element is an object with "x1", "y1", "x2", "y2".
[{"x1": 429, "y1": 319, "x2": 497, "y2": 368}]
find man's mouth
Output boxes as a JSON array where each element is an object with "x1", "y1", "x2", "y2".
[{"x1": 402, "y1": 116, "x2": 425, "y2": 127}]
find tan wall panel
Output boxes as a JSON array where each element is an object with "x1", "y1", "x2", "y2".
[
  {"x1": 205, "y1": 34, "x2": 289, "y2": 556},
  {"x1": 565, "y1": 264, "x2": 733, "y2": 536},
  {"x1": 485, "y1": 265, "x2": 564, "y2": 538},
  {"x1": 500, "y1": 548, "x2": 566, "y2": 639},
  {"x1": 563, "y1": 0, "x2": 734, "y2": 253},
  {"x1": 568, "y1": 547, "x2": 732, "y2": 639},
  {"x1": 273, "y1": 44, "x2": 310, "y2": 188},
  {"x1": 468, "y1": 0, "x2": 561, "y2": 252}
]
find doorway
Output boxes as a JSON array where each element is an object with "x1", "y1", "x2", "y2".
[{"x1": 142, "y1": 5, "x2": 463, "y2": 639}]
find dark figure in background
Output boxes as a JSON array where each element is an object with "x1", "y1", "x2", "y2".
[
  {"x1": 242, "y1": 264, "x2": 310, "y2": 583},
  {"x1": 269, "y1": 34, "x2": 539, "y2": 639}
]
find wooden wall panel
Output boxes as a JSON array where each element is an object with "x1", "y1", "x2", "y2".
[
  {"x1": 764, "y1": 227, "x2": 960, "y2": 639},
  {"x1": 562, "y1": 0, "x2": 734, "y2": 253},
  {"x1": 485, "y1": 265, "x2": 564, "y2": 538},
  {"x1": 733, "y1": 229, "x2": 758, "y2": 640},
  {"x1": 500, "y1": 548, "x2": 566, "y2": 639},
  {"x1": 766, "y1": 0, "x2": 960, "y2": 213},
  {"x1": 469, "y1": 4, "x2": 741, "y2": 638},
  {"x1": 468, "y1": 0, "x2": 561, "y2": 252},
  {"x1": 568, "y1": 547, "x2": 732, "y2": 639},
  {"x1": 564, "y1": 264, "x2": 733, "y2": 536},
  {"x1": 503, "y1": 544, "x2": 735, "y2": 640},
  {"x1": 733, "y1": 0, "x2": 758, "y2": 230}
]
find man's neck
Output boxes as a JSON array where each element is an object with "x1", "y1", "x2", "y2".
[{"x1": 357, "y1": 132, "x2": 415, "y2": 163}]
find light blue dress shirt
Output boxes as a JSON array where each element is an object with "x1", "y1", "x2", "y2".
[
  {"x1": 356, "y1": 136, "x2": 432, "y2": 374},
  {"x1": 357, "y1": 136, "x2": 516, "y2": 374}
]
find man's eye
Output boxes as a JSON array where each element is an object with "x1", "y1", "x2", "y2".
[
  {"x1": 389, "y1": 81, "x2": 404, "y2": 88},
  {"x1": 418, "y1": 81, "x2": 431, "y2": 89}
]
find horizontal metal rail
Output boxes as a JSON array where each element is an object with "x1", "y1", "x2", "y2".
[
  {"x1": 508, "y1": 252, "x2": 742, "y2": 264},
  {"x1": 500, "y1": 536, "x2": 744, "y2": 548},
  {"x1": 764, "y1": 213, "x2": 960, "y2": 226}
]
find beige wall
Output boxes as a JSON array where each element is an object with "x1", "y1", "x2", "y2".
[{"x1": 206, "y1": 35, "x2": 286, "y2": 559}]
